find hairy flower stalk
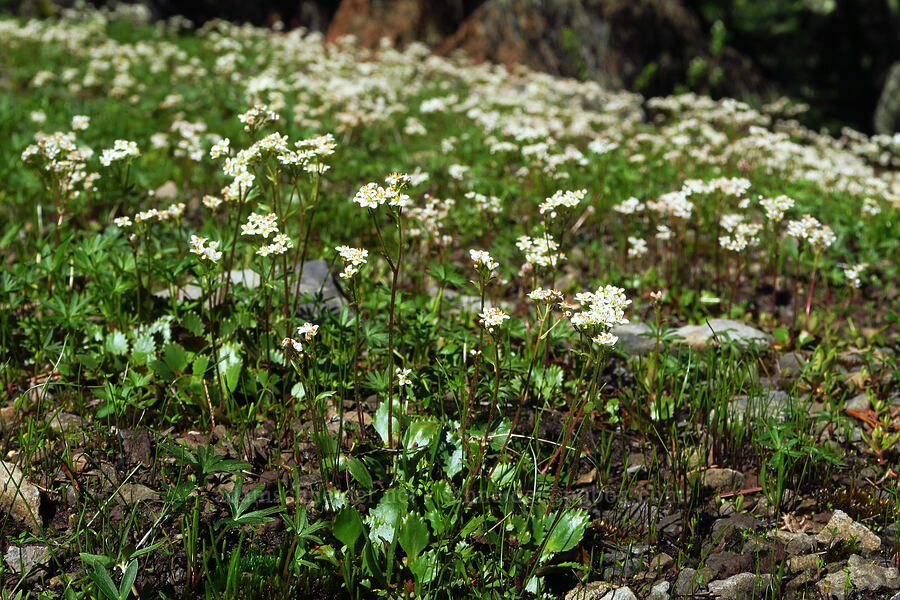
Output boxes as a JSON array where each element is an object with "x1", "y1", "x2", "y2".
[
  {"x1": 336, "y1": 245, "x2": 369, "y2": 440},
  {"x1": 353, "y1": 174, "x2": 411, "y2": 456}
]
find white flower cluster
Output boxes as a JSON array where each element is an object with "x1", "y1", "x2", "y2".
[
  {"x1": 570, "y1": 285, "x2": 630, "y2": 346},
  {"x1": 335, "y1": 245, "x2": 368, "y2": 279},
  {"x1": 627, "y1": 236, "x2": 648, "y2": 257},
  {"x1": 861, "y1": 197, "x2": 881, "y2": 217},
  {"x1": 613, "y1": 197, "x2": 644, "y2": 214},
  {"x1": 719, "y1": 217, "x2": 762, "y2": 252},
  {"x1": 469, "y1": 249, "x2": 499, "y2": 271},
  {"x1": 237, "y1": 103, "x2": 279, "y2": 132},
  {"x1": 21, "y1": 131, "x2": 99, "y2": 199},
  {"x1": 786, "y1": 214, "x2": 836, "y2": 249},
  {"x1": 479, "y1": 306, "x2": 510, "y2": 332},
  {"x1": 114, "y1": 202, "x2": 185, "y2": 229},
  {"x1": 759, "y1": 195, "x2": 794, "y2": 222},
  {"x1": 464, "y1": 191, "x2": 501, "y2": 215},
  {"x1": 516, "y1": 234, "x2": 564, "y2": 268},
  {"x1": 647, "y1": 190, "x2": 694, "y2": 220},
  {"x1": 395, "y1": 367, "x2": 412, "y2": 386},
  {"x1": 257, "y1": 233, "x2": 293, "y2": 257},
  {"x1": 189, "y1": 235, "x2": 222, "y2": 262},
  {"x1": 406, "y1": 194, "x2": 454, "y2": 241},
  {"x1": 241, "y1": 212, "x2": 279, "y2": 238},
  {"x1": 539, "y1": 189, "x2": 586, "y2": 220},
  {"x1": 352, "y1": 178, "x2": 410, "y2": 209},
  {"x1": 588, "y1": 138, "x2": 619, "y2": 155},
  {"x1": 99, "y1": 139, "x2": 140, "y2": 166},
  {"x1": 526, "y1": 288, "x2": 563, "y2": 303},
  {"x1": 842, "y1": 263, "x2": 867, "y2": 289},
  {"x1": 71, "y1": 115, "x2": 90, "y2": 130}
]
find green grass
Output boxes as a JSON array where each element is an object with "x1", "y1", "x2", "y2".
[{"x1": 0, "y1": 5, "x2": 898, "y2": 600}]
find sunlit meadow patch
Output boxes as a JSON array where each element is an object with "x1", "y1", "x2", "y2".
[{"x1": 0, "y1": 5, "x2": 898, "y2": 600}]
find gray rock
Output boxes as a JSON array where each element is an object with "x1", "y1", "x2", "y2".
[
  {"x1": 0, "y1": 461, "x2": 41, "y2": 533},
  {"x1": 153, "y1": 180, "x2": 178, "y2": 199},
  {"x1": 674, "y1": 568, "x2": 702, "y2": 597},
  {"x1": 648, "y1": 580, "x2": 670, "y2": 600},
  {"x1": 724, "y1": 389, "x2": 792, "y2": 424},
  {"x1": 776, "y1": 530, "x2": 818, "y2": 555},
  {"x1": 817, "y1": 570, "x2": 852, "y2": 600},
  {"x1": 845, "y1": 393, "x2": 869, "y2": 412},
  {"x1": 707, "y1": 573, "x2": 772, "y2": 599},
  {"x1": 815, "y1": 510, "x2": 881, "y2": 554},
  {"x1": 3, "y1": 545, "x2": 49, "y2": 575},
  {"x1": 115, "y1": 483, "x2": 159, "y2": 505},
  {"x1": 611, "y1": 322, "x2": 655, "y2": 354},
  {"x1": 565, "y1": 581, "x2": 611, "y2": 600},
  {"x1": 847, "y1": 554, "x2": 900, "y2": 591},
  {"x1": 156, "y1": 260, "x2": 347, "y2": 316},
  {"x1": 699, "y1": 467, "x2": 745, "y2": 491},
  {"x1": 46, "y1": 411, "x2": 84, "y2": 433},
  {"x1": 600, "y1": 588, "x2": 637, "y2": 600},
  {"x1": 673, "y1": 319, "x2": 772, "y2": 350},
  {"x1": 777, "y1": 352, "x2": 805, "y2": 377},
  {"x1": 787, "y1": 553, "x2": 821, "y2": 573},
  {"x1": 711, "y1": 513, "x2": 759, "y2": 542}
]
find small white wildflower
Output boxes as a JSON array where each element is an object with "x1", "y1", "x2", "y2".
[
  {"x1": 479, "y1": 307, "x2": 510, "y2": 332},
  {"x1": 396, "y1": 367, "x2": 412, "y2": 387},
  {"x1": 469, "y1": 249, "x2": 499, "y2": 271},
  {"x1": 71, "y1": 115, "x2": 90, "y2": 131}
]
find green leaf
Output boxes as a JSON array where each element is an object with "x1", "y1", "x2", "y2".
[
  {"x1": 373, "y1": 399, "x2": 402, "y2": 447},
  {"x1": 347, "y1": 457, "x2": 373, "y2": 490},
  {"x1": 333, "y1": 506, "x2": 364, "y2": 551},
  {"x1": 367, "y1": 487, "x2": 408, "y2": 544},
  {"x1": 119, "y1": 560, "x2": 138, "y2": 597},
  {"x1": 181, "y1": 311, "x2": 204, "y2": 336},
  {"x1": 224, "y1": 360, "x2": 242, "y2": 392},
  {"x1": 398, "y1": 512, "x2": 430, "y2": 559},
  {"x1": 89, "y1": 562, "x2": 120, "y2": 600},
  {"x1": 131, "y1": 333, "x2": 156, "y2": 364},
  {"x1": 163, "y1": 342, "x2": 190, "y2": 374},
  {"x1": 540, "y1": 508, "x2": 589, "y2": 563},
  {"x1": 105, "y1": 330, "x2": 128, "y2": 356},
  {"x1": 404, "y1": 419, "x2": 440, "y2": 451},
  {"x1": 773, "y1": 327, "x2": 790, "y2": 344}
]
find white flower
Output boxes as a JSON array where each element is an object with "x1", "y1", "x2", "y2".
[
  {"x1": 843, "y1": 263, "x2": 867, "y2": 289},
  {"x1": 613, "y1": 197, "x2": 644, "y2": 215},
  {"x1": 99, "y1": 139, "x2": 140, "y2": 166},
  {"x1": 479, "y1": 307, "x2": 510, "y2": 332},
  {"x1": 189, "y1": 235, "x2": 222, "y2": 262},
  {"x1": 592, "y1": 332, "x2": 618, "y2": 346},
  {"x1": 516, "y1": 234, "x2": 564, "y2": 269},
  {"x1": 464, "y1": 191, "x2": 502, "y2": 214},
  {"x1": 209, "y1": 138, "x2": 230, "y2": 159},
  {"x1": 759, "y1": 195, "x2": 794, "y2": 222},
  {"x1": 527, "y1": 288, "x2": 563, "y2": 303},
  {"x1": 539, "y1": 189, "x2": 586, "y2": 219},
  {"x1": 113, "y1": 216, "x2": 132, "y2": 228},
  {"x1": 71, "y1": 115, "x2": 90, "y2": 131},
  {"x1": 335, "y1": 245, "x2": 368, "y2": 279},
  {"x1": 241, "y1": 213, "x2": 279, "y2": 238},
  {"x1": 396, "y1": 367, "x2": 412, "y2": 387},
  {"x1": 627, "y1": 236, "x2": 648, "y2": 258},
  {"x1": 861, "y1": 197, "x2": 881, "y2": 217},
  {"x1": 297, "y1": 322, "x2": 319, "y2": 340},
  {"x1": 202, "y1": 195, "x2": 223, "y2": 209},
  {"x1": 469, "y1": 249, "x2": 499, "y2": 271},
  {"x1": 282, "y1": 337, "x2": 303, "y2": 353}
]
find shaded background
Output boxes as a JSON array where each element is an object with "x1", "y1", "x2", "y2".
[{"x1": 6, "y1": 0, "x2": 900, "y2": 133}]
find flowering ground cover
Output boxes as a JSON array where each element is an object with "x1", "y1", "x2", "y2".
[{"x1": 1, "y1": 5, "x2": 899, "y2": 599}]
